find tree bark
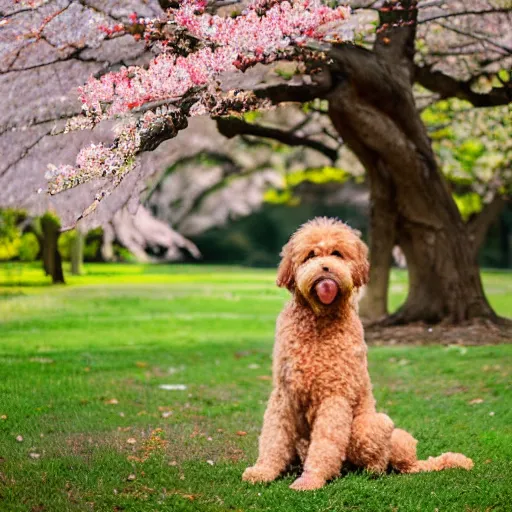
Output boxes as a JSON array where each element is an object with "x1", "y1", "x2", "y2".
[
  {"x1": 40, "y1": 214, "x2": 65, "y2": 284},
  {"x1": 326, "y1": 4, "x2": 499, "y2": 324}
]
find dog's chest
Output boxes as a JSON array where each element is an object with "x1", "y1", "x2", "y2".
[{"x1": 275, "y1": 318, "x2": 366, "y2": 406}]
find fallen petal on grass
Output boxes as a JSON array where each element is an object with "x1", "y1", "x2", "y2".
[
  {"x1": 159, "y1": 384, "x2": 187, "y2": 391},
  {"x1": 29, "y1": 357, "x2": 54, "y2": 364}
]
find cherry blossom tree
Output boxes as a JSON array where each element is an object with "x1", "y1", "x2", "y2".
[
  {"x1": 1, "y1": 0, "x2": 510, "y2": 325},
  {"x1": 0, "y1": 0, "x2": 217, "y2": 279}
]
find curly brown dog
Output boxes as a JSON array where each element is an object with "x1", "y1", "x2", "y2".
[{"x1": 243, "y1": 217, "x2": 473, "y2": 491}]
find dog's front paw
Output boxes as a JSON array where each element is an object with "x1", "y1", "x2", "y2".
[
  {"x1": 242, "y1": 465, "x2": 279, "y2": 484},
  {"x1": 289, "y1": 472, "x2": 326, "y2": 491}
]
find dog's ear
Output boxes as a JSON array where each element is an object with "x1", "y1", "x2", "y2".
[
  {"x1": 276, "y1": 242, "x2": 295, "y2": 290},
  {"x1": 351, "y1": 237, "x2": 370, "y2": 288}
]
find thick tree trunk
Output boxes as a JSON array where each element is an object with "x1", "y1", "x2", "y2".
[
  {"x1": 326, "y1": 31, "x2": 499, "y2": 324},
  {"x1": 245, "y1": 1, "x2": 505, "y2": 327},
  {"x1": 393, "y1": 203, "x2": 495, "y2": 325},
  {"x1": 329, "y1": 94, "x2": 496, "y2": 324},
  {"x1": 40, "y1": 214, "x2": 65, "y2": 284},
  {"x1": 70, "y1": 230, "x2": 84, "y2": 275}
]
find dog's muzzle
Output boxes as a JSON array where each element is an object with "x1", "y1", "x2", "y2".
[{"x1": 314, "y1": 278, "x2": 339, "y2": 305}]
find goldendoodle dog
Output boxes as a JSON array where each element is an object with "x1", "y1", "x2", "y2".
[{"x1": 243, "y1": 217, "x2": 473, "y2": 491}]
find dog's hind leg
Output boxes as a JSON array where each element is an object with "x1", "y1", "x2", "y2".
[
  {"x1": 389, "y1": 428, "x2": 473, "y2": 473},
  {"x1": 242, "y1": 389, "x2": 298, "y2": 484},
  {"x1": 347, "y1": 412, "x2": 394, "y2": 473}
]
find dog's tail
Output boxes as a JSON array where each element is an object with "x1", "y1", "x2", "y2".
[
  {"x1": 389, "y1": 428, "x2": 473, "y2": 474},
  {"x1": 408, "y1": 452, "x2": 474, "y2": 473}
]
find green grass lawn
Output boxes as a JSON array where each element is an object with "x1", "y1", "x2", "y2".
[{"x1": 0, "y1": 263, "x2": 511, "y2": 511}]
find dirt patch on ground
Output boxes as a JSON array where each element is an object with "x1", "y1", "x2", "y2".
[
  {"x1": 364, "y1": 321, "x2": 512, "y2": 346},
  {"x1": 59, "y1": 421, "x2": 248, "y2": 467}
]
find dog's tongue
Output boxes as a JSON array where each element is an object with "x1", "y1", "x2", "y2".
[{"x1": 315, "y1": 279, "x2": 338, "y2": 305}]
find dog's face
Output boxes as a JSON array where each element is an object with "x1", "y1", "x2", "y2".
[{"x1": 276, "y1": 217, "x2": 369, "y2": 315}]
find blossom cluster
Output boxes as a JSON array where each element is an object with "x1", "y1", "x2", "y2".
[
  {"x1": 79, "y1": 46, "x2": 237, "y2": 118},
  {"x1": 79, "y1": 0, "x2": 350, "y2": 120},
  {"x1": 175, "y1": 0, "x2": 349, "y2": 51},
  {"x1": 46, "y1": 120, "x2": 140, "y2": 194},
  {"x1": 48, "y1": 0, "x2": 351, "y2": 206}
]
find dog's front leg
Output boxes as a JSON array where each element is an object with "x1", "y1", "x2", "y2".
[
  {"x1": 242, "y1": 389, "x2": 297, "y2": 484},
  {"x1": 290, "y1": 396, "x2": 352, "y2": 491}
]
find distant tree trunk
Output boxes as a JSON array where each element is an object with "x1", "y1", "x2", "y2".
[
  {"x1": 40, "y1": 214, "x2": 65, "y2": 284},
  {"x1": 326, "y1": 1, "x2": 499, "y2": 325},
  {"x1": 70, "y1": 230, "x2": 84, "y2": 275},
  {"x1": 358, "y1": 162, "x2": 397, "y2": 321},
  {"x1": 101, "y1": 223, "x2": 116, "y2": 262},
  {"x1": 468, "y1": 195, "x2": 506, "y2": 257}
]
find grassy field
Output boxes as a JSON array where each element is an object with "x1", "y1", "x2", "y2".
[{"x1": 0, "y1": 263, "x2": 511, "y2": 511}]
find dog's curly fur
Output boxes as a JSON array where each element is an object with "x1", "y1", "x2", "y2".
[{"x1": 243, "y1": 217, "x2": 473, "y2": 491}]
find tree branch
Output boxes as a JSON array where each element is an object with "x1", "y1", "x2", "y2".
[
  {"x1": 373, "y1": 0, "x2": 418, "y2": 78},
  {"x1": 250, "y1": 65, "x2": 333, "y2": 105},
  {"x1": 414, "y1": 65, "x2": 512, "y2": 107},
  {"x1": 436, "y1": 22, "x2": 512, "y2": 55},
  {"x1": 419, "y1": 8, "x2": 511, "y2": 24},
  {"x1": 215, "y1": 117, "x2": 339, "y2": 162},
  {"x1": 327, "y1": 44, "x2": 437, "y2": 172}
]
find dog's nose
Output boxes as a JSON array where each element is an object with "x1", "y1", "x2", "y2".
[{"x1": 322, "y1": 266, "x2": 329, "y2": 272}]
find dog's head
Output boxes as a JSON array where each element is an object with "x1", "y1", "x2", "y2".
[{"x1": 276, "y1": 217, "x2": 369, "y2": 315}]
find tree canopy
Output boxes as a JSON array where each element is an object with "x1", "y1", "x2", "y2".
[
  {"x1": 2, "y1": 0, "x2": 509, "y2": 225},
  {"x1": 1, "y1": 0, "x2": 510, "y2": 325}
]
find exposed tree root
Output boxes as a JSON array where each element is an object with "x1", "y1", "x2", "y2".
[{"x1": 364, "y1": 319, "x2": 512, "y2": 346}]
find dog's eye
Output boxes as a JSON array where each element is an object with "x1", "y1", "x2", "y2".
[
  {"x1": 303, "y1": 250, "x2": 316, "y2": 263},
  {"x1": 332, "y1": 250, "x2": 344, "y2": 258}
]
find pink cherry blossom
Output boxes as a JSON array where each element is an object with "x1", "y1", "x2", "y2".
[
  {"x1": 48, "y1": 0, "x2": 352, "y2": 202},
  {"x1": 79, "y1": 0, "x2": 349, "y2": 119}
]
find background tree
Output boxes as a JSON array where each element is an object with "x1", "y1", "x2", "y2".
[{"x1": 0, "y1": 0, "x2": 207, "y2": 269}]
